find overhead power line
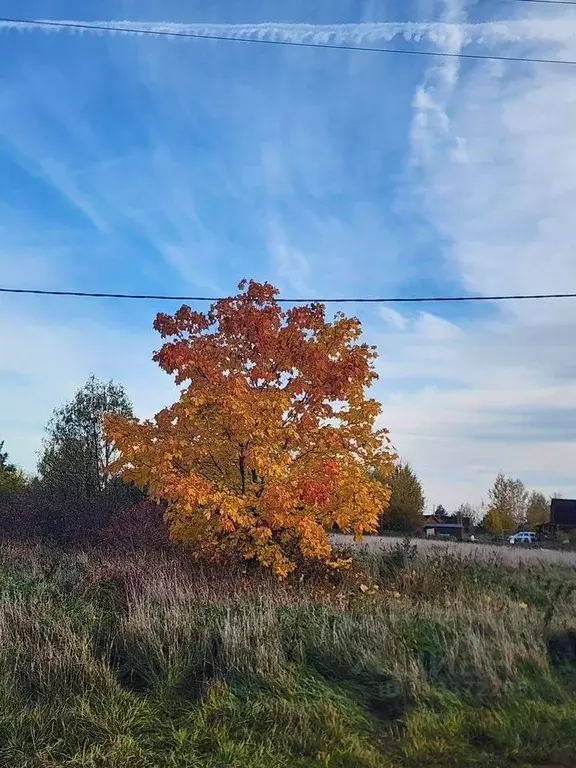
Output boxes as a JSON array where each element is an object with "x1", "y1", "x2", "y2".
[
  {"x1": 511, "y1": 0, "x2": 576, "y2": 6},
  {"x1": 3, "y1": 18, "x2": 576, "y2": 67},
  {"x1": 2, "y1": 287, "x2": 576, "y2": 304}
]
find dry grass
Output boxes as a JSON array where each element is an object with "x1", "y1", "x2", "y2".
[
  {"x1": 334, "y1": 533, "x2": 576, "y2": 565},
  {"x1": 0, "y1": 539, "x2": 576, "y2": 767}
]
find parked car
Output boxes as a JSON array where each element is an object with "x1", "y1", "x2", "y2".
[{"x1": 509, "y1": 531, "x2": 537, "y2": 545}]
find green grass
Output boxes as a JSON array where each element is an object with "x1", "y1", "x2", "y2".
[{"x1": 1, "y1": 540, "x2": 576, "y2": 767}]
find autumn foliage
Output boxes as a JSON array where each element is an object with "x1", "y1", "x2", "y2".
[{"x1": 105, "y1": 281, "x2": 393, "y2": 575}]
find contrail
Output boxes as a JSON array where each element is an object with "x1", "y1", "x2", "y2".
[{"x1": 1, "y1": 18, "x2": 575, "y2": 49}]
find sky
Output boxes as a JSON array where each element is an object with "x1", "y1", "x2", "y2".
[{"x1": 1, "y1": 0, "x2": 576, "y2": 510}]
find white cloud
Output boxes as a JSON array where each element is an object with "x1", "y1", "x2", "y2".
[
  {"x1": 410, "y1": 0, "x2": 464, "y2": 165},
  {"x1": 377, "y1": 0, "x2": 576, "y2": 508},
  {"x1": 266, "y1": 216, "x2": 313, "y2": 295},
  {"x1": 3, "y1": 6, "x2": 576, "y2": 513},
  {"x1": 0, "y1": 59, "x2": 235, "y2": 294},
  {"x1": 0, "y1": 301, "x2": 176, "y2": 473},
  {"x1": 379, "y1": 306, "x2": 407, "y2": 330},
  {"x1": 3, "y1": 17, "x2": 576, "y2": 51},
  {"x1": 373, "y1": 308, "x2": 576, "y2": 508}
]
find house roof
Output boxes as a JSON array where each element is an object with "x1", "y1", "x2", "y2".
[{"x1": 423, "y1": 523, "x2": 463, "y2": 529}]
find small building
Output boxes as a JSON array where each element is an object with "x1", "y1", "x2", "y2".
[
  {"x1": 423, "y1": 511, "x2": 472, "y2": 535},
  {"x1": 538, "y1": 499, "x2": 576, "y2": 536},
  {"x1": 422, "y1": 523, "x2": 464, "y2": 540}
]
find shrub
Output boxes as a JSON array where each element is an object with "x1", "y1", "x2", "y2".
[
  {"x1": 0, "y1": 485, "x2": 167, "y2": 551},
  {"x1": 98, "y1": 501, "x2": 170, "y2": 551}
]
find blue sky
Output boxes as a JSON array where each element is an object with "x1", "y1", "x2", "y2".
[{"x1": 1, "y1": 0, "x2": 576, "y2": 509}]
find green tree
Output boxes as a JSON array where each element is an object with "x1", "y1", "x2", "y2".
[
  {"x1": 38, "y1": 375, "x2": 133, "y2": 498},
  {"x1": 525, "y1": 491, "x2": 549, "y2": 529},
  {"x1": 377, "y1": 462, "x2": 425, "y2": 533},
  {"x1": 0, "y1": 440, "x2": 27, "y2": 494},
  {"x1": 483, "y1": 506, "x2": 505, "y2": 536},
  {"x1": 0, "y1": 440, "x2": 15, "y2": 474},
  {"x1": 484, "y1": 472, "x2": 527, "y2": 535}
]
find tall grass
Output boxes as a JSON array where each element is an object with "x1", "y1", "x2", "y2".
[{"x1": 0, "y1": 539, "x2": 575, "y2": 767}]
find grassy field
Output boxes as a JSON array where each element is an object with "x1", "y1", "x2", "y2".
[
  {"x1": 333, "y1": 533, "x2": 576, "y2": 565},
  {"x1": 1, "y1": 539, "x2": 576, "y2": 768}
]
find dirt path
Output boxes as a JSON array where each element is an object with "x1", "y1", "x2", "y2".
[{"x1": 332, "y1": 534, "x2": 576, "y2": 566}]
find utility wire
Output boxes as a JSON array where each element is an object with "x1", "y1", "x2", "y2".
[
  {"x1": 2, "y1": 287, "x2": 576, "y2": 304},
  {"x1": 511, "y1": 0, "x2": 576, "y2": 6},
  {"x1": 3, "y1": 18, "x2": 576, "y2": 67}
]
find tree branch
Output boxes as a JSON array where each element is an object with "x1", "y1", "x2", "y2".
[{"x1": 239, "y1": 448, "x2": 246, "y2": 495}]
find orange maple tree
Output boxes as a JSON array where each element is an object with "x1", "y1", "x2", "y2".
[{"x1": 105, "y1": 280, "x2": 394, "y2": 575}]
